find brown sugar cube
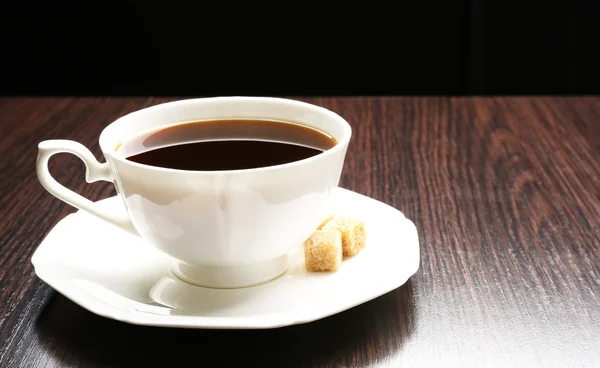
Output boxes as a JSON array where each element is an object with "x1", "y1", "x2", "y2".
[
  {"x1": 322, "y1": 216, "x2": 366, "y2": 257},
  {"x1": 304, "y1": 229, "x2": 343, "y2": 272}
]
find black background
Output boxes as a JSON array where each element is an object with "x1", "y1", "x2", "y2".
[{"x1": 1, "y1": 1, "x2": 599, "y2": 96}]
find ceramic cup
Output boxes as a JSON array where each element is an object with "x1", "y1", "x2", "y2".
[{"x1": 36, "y1": 97, "x2": 352, "y2": 288}]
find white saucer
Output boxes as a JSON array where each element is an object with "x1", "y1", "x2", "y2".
[{"x1": 31, "y1": 188, "x2": 420, "y2": 329}]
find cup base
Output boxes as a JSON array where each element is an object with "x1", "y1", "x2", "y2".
[{"x1": 171, "y1": 255, "x2": 289, "y2": 289}]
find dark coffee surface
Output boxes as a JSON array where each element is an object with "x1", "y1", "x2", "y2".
[{"x1": 118, "y1": 119, "x2": 337, "y2": 171}]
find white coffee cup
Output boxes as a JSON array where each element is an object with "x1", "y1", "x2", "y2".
[{"x1": 36, "y1": 97, "x2": 352, "y2": 288}]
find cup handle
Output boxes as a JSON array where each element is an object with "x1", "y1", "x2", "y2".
[{"x1": 36, "y1": 139, "x2": 138, "y2": 236}]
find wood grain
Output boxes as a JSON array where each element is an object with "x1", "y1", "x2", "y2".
[{"x1": 0, "y1": 97, "x2": 599, "y2": 367}]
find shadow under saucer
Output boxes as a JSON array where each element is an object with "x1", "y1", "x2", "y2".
[{"x1": 34, "y1": 280, "x2": 417, "y2": 367}]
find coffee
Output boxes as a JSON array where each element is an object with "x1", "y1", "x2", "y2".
[{"x1": 116, "y1": 119, "x2": 337, "y2": 171}]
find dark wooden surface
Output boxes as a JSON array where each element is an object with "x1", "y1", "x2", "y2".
[{"x1": 1, "y1": 97, "x2": 599, "y2": 367}]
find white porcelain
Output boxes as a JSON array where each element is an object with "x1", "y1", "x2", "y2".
[
  {"x1": 36, "y1": 97, "x2": 352, "y2": 288},
  {"x1": 31, "y1": 188, "x2": 420, "y2": 329}
]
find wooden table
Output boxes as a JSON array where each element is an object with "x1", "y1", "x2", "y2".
[{"x1": 1, "y1": 97, "x2": 599, "y2": 367}]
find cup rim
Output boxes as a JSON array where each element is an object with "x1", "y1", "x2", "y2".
[{"x1": 100, "y1": 96, "x2": 352, "y2": 175}]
